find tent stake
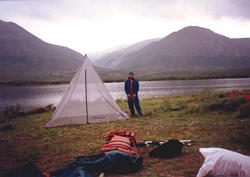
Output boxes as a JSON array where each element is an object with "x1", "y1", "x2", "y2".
[{"x1": 85, "y1": 69, "x2": 89, "y2": 124}]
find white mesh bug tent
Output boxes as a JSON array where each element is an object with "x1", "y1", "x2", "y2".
[{"x1": 45, "y1": 55, "x2": 128, "y2": 128}]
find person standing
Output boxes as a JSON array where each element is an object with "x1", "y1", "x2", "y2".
[{"x1": 125, "y1": 72, "x2": 143, "y2": 117}]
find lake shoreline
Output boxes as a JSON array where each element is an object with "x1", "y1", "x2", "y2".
[
  {"x1": 1, "y1": 78, "x2": 250, "y2": 113},
  {"x1": 1, "y1": 75, "x2": 249, "y2": 87}
]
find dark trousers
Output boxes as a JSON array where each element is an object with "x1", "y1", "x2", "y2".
[
  {"x1": 50, "y1": 150, "x2": 142, "y2": 177},
  {"x1": 128, "y1": 96, "x2": 142, "y2": 116}
]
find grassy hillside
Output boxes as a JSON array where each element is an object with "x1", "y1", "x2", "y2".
[
  {"x1": 1, "y1": 67, "x2": 250, "y2": 86},
  {"x1": 0, "y1": 89, "x2": 250, "y2": 176},
  {"x1": 98, "y1": 67, "x2": 250, "y2": 82}
]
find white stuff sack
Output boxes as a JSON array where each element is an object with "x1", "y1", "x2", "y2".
[{"x1": 197, "y1": 147, "x2": 250, "y2": 177}]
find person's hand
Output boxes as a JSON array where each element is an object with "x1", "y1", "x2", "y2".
[{"x1": 133, "y1": 94, "x2": 136, "y2": 97}]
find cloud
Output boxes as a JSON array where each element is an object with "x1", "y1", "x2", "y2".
[
  {"x1": 2, "y1": 0, "x2": 250, "y2": 22},
  {"x1": 192, "y1": 0, "x2": 250, "y2": 20},
  {"x1": 0, "y1": 0, "x2": 250, "y2": 53}
]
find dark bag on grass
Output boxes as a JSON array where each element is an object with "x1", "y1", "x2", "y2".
[{"x1": 149, "y1": 139, "x2": 183, "y2": 159}]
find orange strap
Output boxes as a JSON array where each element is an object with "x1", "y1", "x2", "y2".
[{"x1": 102, "y1": 135, "x2": 138, "y2": 155}]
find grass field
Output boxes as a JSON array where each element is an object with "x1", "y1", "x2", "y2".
[{"x1": 0, "y1": 89, "x2": 250, "y2": 177}]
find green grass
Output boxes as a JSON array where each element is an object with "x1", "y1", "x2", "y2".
[{"x1": 0, "y1": 90, "x2": 250, "y2": 177}]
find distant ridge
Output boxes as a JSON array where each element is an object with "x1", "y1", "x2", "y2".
[
  {"x1": 95, "y1": 26, "x2": 250, "y2": 70},
  {"x1": 94, "y1": 38, "x2": 161, "y2": 68}
]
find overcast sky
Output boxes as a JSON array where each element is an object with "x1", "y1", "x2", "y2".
[{"x1": 1, "y1": 0, "x2": 250, "y2": 53}]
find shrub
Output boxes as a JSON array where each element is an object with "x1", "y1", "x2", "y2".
[
  {"x1": 3, "y1": 104, "x2": 23, "y2": 120},
  {"x1": 159, "y1": 100, "x2": 171, "y2": 112},
  {"x1": 194, "y1": 87, "x2": 218, "y2": 103},
  {"x1": 185, "y1": 104, "x2": 200, "y2": 114},
  {"x1": 217, "y1": 92, "x2": 227, "y2": 98},
  {"x1": 222, "y1": 97, "x2": 245, "y2": 112},
  {"x1": 27, "y1": 107, "x2": 46, "y2": 114},
  {"x1": 160, "y1": 100, "x2": 186, "y2": 112},
  {"x1": 27, "y1": 104, "x2": 55, "y2": 114},
  {"x1": 0, "y1": 122, "x2": 14, "y2": 131},
  {"x1": 45, "y1": 104, "x2": 54, "y2": 110},
  {"x1": 202, "y1": 96, "x2": 246, "y2": 112},
  {"x1": 240, "y1": 89, "x2": 250, "y2": 94},
  {"x1": 236, "y1": 102, "x2": 250, "y2": 119},
  {"x1": 231, "y1": 89, "x2": 240, "y2": 93},
  {"x1": 169, "y1": 101, "x2": 185, "y2": 111},
  {"x1": 168, "y1": 104, "x2": 181, "y2": 111},
  {"x1": 199, "y1": 103, "x2": 210, "y2": 113},
  {"x1": 200, "y1": 87, "x2": 215, "y2": 95}
]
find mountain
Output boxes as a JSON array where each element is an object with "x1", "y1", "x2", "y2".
[
  {"x1": 0, "y1": 20, "x2": 83, "y2": 82},
  {"x1": 95, "y1": 26, "x2": 250, "y2": 70},
  {"x1": 1, "y1": 21, "x2": 250, "y2": 83},
  {"x1": 88, "y1": 43, "x2": 132, "y2": 62},
  {"x1": 94, "y1": 38, "x2": 161, "y2": 68}
]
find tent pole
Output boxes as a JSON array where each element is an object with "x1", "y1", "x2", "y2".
[{"x1": 85, "y1": 69, "x2": 89, "y2": 124}]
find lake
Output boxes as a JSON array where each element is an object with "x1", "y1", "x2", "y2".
[{"x1": 0, "y1": 78, "x2": 250, "y2": 112}]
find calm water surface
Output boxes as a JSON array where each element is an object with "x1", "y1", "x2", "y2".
[{"x1": 0, "y1": 78, "x2": 250, "y2": 111}]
